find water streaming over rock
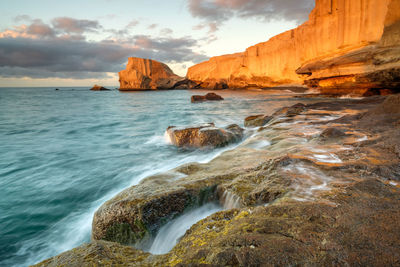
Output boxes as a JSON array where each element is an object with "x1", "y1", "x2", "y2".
[{"x1": 148, "y1": 203, "x2": 222, "y2": 255}]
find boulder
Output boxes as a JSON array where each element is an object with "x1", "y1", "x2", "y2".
[
  {"x1": 119, "y1": 58, "x2": 184, "y2": 90},
  {"x1": 244, "y1": 115, "x2": 273, "y2": 128},
  {"x1": 191, "y1": 93, "x2": 224, "y2": 103},
  {"x1": 166, "y1": 123, "x2": 243, "y2": 148},
  {"x1": 90, "y1": 85, "x2": 110, "y2": 91}
]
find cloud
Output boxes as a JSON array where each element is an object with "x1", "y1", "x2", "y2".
[
  {"x1": 52, "y1": 17, "x2": 101, "y2": 34},
  {"x1": 188, "y1": 0, "x2": 315, "y2": 32},
  {"x1": 0, "y1": 19, "x2": 208, "y2": 79},
  {"x1": 160, "y1": 28, "x2": 173, "y2": 36},
  {"x1": 126, "y1": 20, "x2": 139, "y2": 28},
  {"x1": 147, "y1": 23, "x2": 158, "y2": 30}
]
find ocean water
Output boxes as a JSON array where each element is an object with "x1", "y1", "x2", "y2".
[{"x1": 0, "y1": 87, "x2": 311, "y2": 266}]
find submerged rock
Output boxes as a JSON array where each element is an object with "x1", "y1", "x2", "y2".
[
  {"x1": 191, "y1": 93, "x2": 224, "y2": 103},
  {"x1": 90, "y1": 85, "x2": 110, "y2": 91},
  {"x1": 166, "y1": 123, "x2": 243, "y2": 148}
]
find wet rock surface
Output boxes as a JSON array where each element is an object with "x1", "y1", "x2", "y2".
[
  {"x1": 166, "y1": 123, "x2": 243, "y2": 149},
  {"x1": 191, "y1": 93, "x2": 224, "y2": 103},
  {"x1": 36, "y1": 95, "x2": 400, "y2": 266},
  {"x1": 244, "y1": 115, "x2": 272, "y2": 128}
]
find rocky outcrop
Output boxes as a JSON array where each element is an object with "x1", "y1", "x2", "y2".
[
  {"x1": 191, "y1": 93, "x2": 224, "y2": 103},
  {"x1": 166, "y1": 123, "x2": 243, "y2": 149},
  {"x1": 187, "y1": 0, "x2": 400, "y2": 93},
  {"x1": 90, "y1": 85, "x2": 110, "y2": 91},
  {"x1": 36, "y1": 96, "x2": 400, "y2": 266},
  {"x1": 119, "y1": 58, "x2": 184, "y2": 90}
]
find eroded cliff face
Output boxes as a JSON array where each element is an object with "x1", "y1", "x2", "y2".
[
  {"x1": 119, "y1": 58, "x2": 184, "y2": 90},
  {"x1": 187, "y1": 0, "x2": 400, "y2": 93}
]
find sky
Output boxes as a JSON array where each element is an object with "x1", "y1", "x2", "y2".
[{"x1": 0, "y1": 0, "x2": 315, "y2": 87}]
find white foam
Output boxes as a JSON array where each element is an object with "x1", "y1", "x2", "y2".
[{"x1": 312, "y1": 153, "x2": 342, "y2": 163}]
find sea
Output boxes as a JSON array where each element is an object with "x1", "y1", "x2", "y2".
[{"x1": 0, "y1": 87, "x2": 315, "y2": 266}]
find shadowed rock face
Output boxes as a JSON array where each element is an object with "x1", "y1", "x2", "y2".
[
  {"x1": 187, "y1": 0, "x2": 400, "y2": 93},
  {"x1": 166, "y1": 123, "x2": 243, "y2": 149},
  {"x1": 119, "y1": 58, "x2": 184, "y2": 90}
]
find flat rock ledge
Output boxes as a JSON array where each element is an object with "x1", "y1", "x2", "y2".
[{"x1": 35, "y1": 95, "x2": 400, "y2": 267}]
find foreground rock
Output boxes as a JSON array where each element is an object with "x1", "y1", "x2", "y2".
[
  {"x1": 191, "y1": 93, "x2": 224, "y2": 103},
  {"x1": 90, "y1": 85, "x2": 110, "y2": 91},
  {"x1": 244, "y1": 114, "x2": 272, "y2": 127},
  {"x1": 36, "y1": 96, "x2": 400, "y2": 266},
  {"x1": 187, "y1": 0, "x2": 400, "y2": 94},
  {"x1": 119, "y1": 58, "x2": 184, "y2": 90},
  {"x1": 166, "y1": 123, "x2": 243, "y2": 148}
]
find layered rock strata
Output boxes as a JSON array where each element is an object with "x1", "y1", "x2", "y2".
[
  {"x1": 119, "y1": 58, "x2": 184, "y2": 90},
  {"x1": 36, "y1": 95, "x2": 400, "y2": 266},
  {"x1": 187, "y1": 0, "x2": 400, "y2": 93}
]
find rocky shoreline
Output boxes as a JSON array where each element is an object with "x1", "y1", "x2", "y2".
[{"x1": 34, "y1": 94, "x2": 400, "y2": 266}]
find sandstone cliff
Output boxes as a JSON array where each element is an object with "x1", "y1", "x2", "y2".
[
  {"x1": 119, "y1": 58, "x2": 184, "y2": 90},
  {"x1": 187, "y1": 0, "x2": 400, "y2": 93}
]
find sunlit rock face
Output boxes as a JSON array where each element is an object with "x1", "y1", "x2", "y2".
[
  {"x1": 119, "y1": 58, "x2": 184, "y2": 90},
  {"x1": 187, "y1": 0, "x2": 400, "y2": 93}
]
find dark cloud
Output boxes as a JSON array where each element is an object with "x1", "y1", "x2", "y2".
[
  {"x1": 52, "y1": 17, "x2": 101, "y2": 34},
  {"x1": 0, "y1": 19, "x2": 208, "y2": 79},
  {"x1": 189, "y1": 0, "x2": 315, "y2": 32}
]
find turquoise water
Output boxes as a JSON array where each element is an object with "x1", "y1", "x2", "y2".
[{"x1": 0, "y1": 87, "x2": 307, "y2": 266}]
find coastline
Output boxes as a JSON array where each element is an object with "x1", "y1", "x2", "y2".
[{"x1": 34, "y1": 94, "x2": 400, "y2": 266}]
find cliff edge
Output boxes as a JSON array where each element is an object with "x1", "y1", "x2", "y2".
[
  {"x1": 187, "y1": 0, "x2": 400, "y2": 93},
  {"x1": 119, "y1": 58, "x2": 184, "y2": 90}
]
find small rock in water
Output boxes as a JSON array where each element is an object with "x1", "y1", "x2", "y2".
[
  {"x1": 166, "y1": 123, "x2": 243, "y2": 148},
  {"x1": 191, "y1": 93, "x2": 224, "y2": 103},
  {"x1": 90, "y1": 84, "x2": 110, "y2": 91}
]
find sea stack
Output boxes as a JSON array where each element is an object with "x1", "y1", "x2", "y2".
[
  {"x1": 187, "y1": 0, "x2": 400, "y2": 94},
  {"x1": 119, "y1": 58, "x2": 184, "y2": 90}
]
